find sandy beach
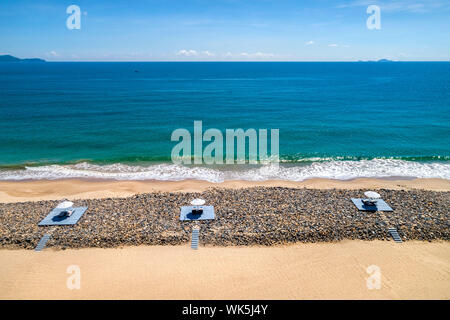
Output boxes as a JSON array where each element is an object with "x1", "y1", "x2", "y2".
[
  {"x1": 1, "y1": 177, "x2": 449, "y2": 203},
  {"x1": 1, "y1": 241, "x2": 449, "y2": 300},
  {"x1": 0, "y1": 178, "x2": 448, "y2": 299}
]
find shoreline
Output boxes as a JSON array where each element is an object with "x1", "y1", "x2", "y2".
[
  {"x1": 1, "y1": 241, "x2": 449, "y2": 299},
  {"x1": 0, "y1": 177, "x2": 449, "y2": 203}
]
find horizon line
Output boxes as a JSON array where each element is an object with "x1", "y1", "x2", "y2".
[{"x1": 10, "y1": 60, "x2": 450, "y2": 63}]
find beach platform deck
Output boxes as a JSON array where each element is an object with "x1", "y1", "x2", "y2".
[{"x1": 38, "y1": 207, "x2": 88, "y2": 226}]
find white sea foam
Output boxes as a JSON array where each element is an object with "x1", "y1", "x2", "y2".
[{"x1": 0, "y1": 159, "x2": 449, "y2": 182}]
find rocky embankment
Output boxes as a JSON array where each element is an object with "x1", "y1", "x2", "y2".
[{"x1": 0, "y1": 187, "x2": 448, "y2": 249}]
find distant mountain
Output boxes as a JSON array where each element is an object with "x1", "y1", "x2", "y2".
[
  {"x1": 357, "y1": 59, "x2": 395, "y2": 63},
  {"x1": 0, "y1": 55, "x2": 45, "y2": 62}
]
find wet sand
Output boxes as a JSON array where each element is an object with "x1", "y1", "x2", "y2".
[
  {"x1": 0, "y1": 178, "x2": 449, "y2": 203},
  {"x1": 0, "y1": 241, "x2": 449, "y2": 300}
]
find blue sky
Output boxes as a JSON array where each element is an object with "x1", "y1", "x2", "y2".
[{"x1": 1, "y1": 0, "x2": 449, "y2": 61}]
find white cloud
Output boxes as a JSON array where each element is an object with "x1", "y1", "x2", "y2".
[
  {"x1": 202, "y1": 50, "x2": 214, "y2": 57},
  {"x1": 176, "y1": 50, "x2": 217, "y2": 58},
  {"x1": 175, "y1": 50, "x2": 276, "y2": 60},
  {"x1": 176, "y1": 49, "x2": 198, "y2": 57},
  {"x1": 327, "y1": 43, "x2": 351, "y2": 48},
  {"x1": 240, "y1": 52, "x2": 275, "y2": 58},
  {"x1": 46, "y1": 50, "x2": 59, "y2": 57},
  {"x1": 305, "y1": 40, "x2": 315, "y2": 46}
]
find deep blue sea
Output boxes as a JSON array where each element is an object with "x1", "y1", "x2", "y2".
[{"x1": 0, "y1": 62, "x2": 449, "y2": 181}]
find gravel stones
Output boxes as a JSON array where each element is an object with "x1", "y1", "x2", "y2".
[{"x1": 0, "y1": 187, "x2": 448, "y2": 249}]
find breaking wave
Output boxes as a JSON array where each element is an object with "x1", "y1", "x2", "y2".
[{"x1": 0, "y1": 159, "x2": 449, "y2": 182}]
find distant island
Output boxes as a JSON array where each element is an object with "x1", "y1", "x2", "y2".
[
  {"x1": 0, "y1": 55, "x2": 45, "y2": 62},
  {"x1": 357, "y1": 59, "x2": 395, "y2": 63}
]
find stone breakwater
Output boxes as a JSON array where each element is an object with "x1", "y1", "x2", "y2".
[{"x1": 0, "y1": 187, "x2": 448, "y2": 249}]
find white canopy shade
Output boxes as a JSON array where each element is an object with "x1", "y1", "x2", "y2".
[
  {"x1": 56, "y1": 201, "x2": 74, "y2": 209},
  {"x1": 191, "y1": 198, "x2": 205, "y2": 206},
  {"x1": 364, "y1": 191, "x2": 381, "y2": 199}
]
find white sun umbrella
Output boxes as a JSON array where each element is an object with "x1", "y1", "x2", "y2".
[
  {"x1": 364, "y1": 191, "x2": 381, "y2": 199},
  {"x1": 56, "y1": 200, "x2": 74, "y2": 209},
  {"x1": 191, "y1": 198, "x2": 206, "y2": 206}
]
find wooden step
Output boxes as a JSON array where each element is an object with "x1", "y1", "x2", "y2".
[
  {"x1": 191, "y1": 229, "x2": 199, "y2": 250},
  {"x1": 388, "y1": 228, "x2": 403, "y2": 243},
  {"x1": 35, "y1": 234, "x2": 51, "y2": 251}
]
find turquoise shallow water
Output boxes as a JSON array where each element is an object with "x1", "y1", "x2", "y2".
[{"x1": 0, "y1": 62, "x2": 449, "y2": 181}]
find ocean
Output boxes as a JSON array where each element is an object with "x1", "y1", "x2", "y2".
[{"x1": 0, "y1": 62, "x2": 449, "y2": 181}]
